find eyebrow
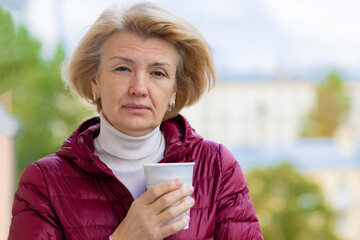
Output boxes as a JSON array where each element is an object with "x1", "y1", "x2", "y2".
[
  {"x1": 149, "y1": 62, "x2": 172, "y2": 68},
  {"x1": 109, "y1": 56, "x2": 172, "y2": 68},
  {"x1": 109, "y1": 56, "x2": 134, "y2": 63}
]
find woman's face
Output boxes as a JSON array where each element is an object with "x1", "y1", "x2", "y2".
[{"x1": 92, "y1": 31, "x2": 177, "y2": 137}]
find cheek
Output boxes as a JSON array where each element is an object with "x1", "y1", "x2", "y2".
[
  {"x1": 99, "y1": 87, "x2": 122, "y2": 114},
  {"x1": 152, "y1": 93, "x2": 169, "y2": 112},
  {"x1": 102, "y1": 83, "x2": 124, "y2": 99}
]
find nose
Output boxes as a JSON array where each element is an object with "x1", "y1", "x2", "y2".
[{"x1": 129, "y1": 73, "x2": 148, "y2": 97}]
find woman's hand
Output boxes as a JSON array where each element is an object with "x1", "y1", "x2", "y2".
[{"x1": 110, "y1": 178, "x2": 195, "y2": 240}]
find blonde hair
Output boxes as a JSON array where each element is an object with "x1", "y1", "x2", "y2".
[{"x1": 64, "y1": 1, "x2": 216, "y2": 120}]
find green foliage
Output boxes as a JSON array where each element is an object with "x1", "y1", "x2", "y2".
[
  {"x1": 246, "y1": 162, "x2": 341, "y2": 240},
  {"x1": 0, "y1": 4, "x2": 94, "y2": 176},
  {"x1": 301, "y1": 72, "x2": 350, "y2": 137}
]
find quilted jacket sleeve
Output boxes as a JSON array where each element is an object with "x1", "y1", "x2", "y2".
[
  {"x1": 214, "y1": 145, "x2": 263, "y2": 240},
  {"x1": 8, "y1": 163, "x2": 64, "y2": 240}
]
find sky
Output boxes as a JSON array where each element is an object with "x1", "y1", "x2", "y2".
[{"x1": 3, "y1": 0, "x2": 360, "y2": 80}]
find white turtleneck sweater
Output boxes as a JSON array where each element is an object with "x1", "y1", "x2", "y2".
[{"x1": 94, "y1": 112, "x2": 165, "y2": 199}]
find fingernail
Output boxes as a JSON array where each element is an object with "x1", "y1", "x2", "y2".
[
  {"x1": 187, "y1": 198, "x2": 195, "y2": 205},
  {"x1": 175, "y1": 178, "x2": 184, "y2": 186},
  {"x1": 184, "y1": 215, "x2": 190, "y2": 222},
  {"x1": 185, "y1": 185, "x2": 194, "y2": 193}
]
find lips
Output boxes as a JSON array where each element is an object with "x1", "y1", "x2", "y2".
[{"x1": 123, "y1": 103, "x2": 151, "y2": 113}]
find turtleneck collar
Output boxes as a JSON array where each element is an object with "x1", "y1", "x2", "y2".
[{"x1": 97, "y1": 111, "x2": 163, "y2": 160}]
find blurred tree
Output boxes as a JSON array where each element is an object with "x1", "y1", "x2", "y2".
[
  {"x1": 246, "y1": 162, "x2": 341, "y2": 240},
  {"x1": 0, "y1": 5, "x2": 40, "y2": 91},
  {"x1": 0, "y1": 4, "x2": 94, "y2": 177},
  {"x1": 301, "y1": 71, "x2": 350, "y2": 137}
]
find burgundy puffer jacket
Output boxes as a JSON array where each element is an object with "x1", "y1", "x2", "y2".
[{"x1": 9, "y1": 115, "x2": 263, "y2": 240}]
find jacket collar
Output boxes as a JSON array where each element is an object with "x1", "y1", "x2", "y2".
[
  {"x1": 56, "y1": 114, "x2": 202, "y2": 175},
  {"x1": 160, "y1": 115, "x2": 203, "y2": 163}
]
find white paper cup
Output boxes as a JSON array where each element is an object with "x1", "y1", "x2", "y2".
[{"x1": 143, "y1": 162, "x2": 195, "y2": 229}]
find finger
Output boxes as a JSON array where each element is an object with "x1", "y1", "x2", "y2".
[
  {"x1": 158, "y1": 197, "x2": 195, "y2": 225},
  {"x1": 139, "y1": 178, "x2": 184, "y2": 205},
  {"x1": 152, "y1": 185, "x2": 194, "y2": 214},
  {"x1": 159, "y1": 215, "x2": 190, "y2": 239}
]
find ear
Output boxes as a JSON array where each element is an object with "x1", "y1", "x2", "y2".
[
  {"x1": 169, "y1": 91, "x2": 176, "y2": 104},
  {"x1": 91, "y1": 78, "x2": 100, "y2": 98}
]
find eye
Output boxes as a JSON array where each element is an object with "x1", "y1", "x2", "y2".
[
  {"x1": 115, "y1": 66, "x2": 129, "y2": 72},
  {"x1": 152, "y1": 71, "x2": 166, "y2": 77}
]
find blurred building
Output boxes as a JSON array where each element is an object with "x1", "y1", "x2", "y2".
[
  {"x1": 181, "y1": 79, "x2": 360, "y2": 240},
  {"x1": 0, "y1": 92, "x2": 17, "y2": 239},
  {"x1": 181, "y1": 79, "x2": 360, "y2": 149}
]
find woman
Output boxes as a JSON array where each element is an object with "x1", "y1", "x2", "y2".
[{"x1": 9, "y1": 2, "x2": 263, "y2": 240}]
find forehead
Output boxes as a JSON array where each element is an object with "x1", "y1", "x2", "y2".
[{"x1": 101, "y1": 31, "x2": 178, "y2": 63}]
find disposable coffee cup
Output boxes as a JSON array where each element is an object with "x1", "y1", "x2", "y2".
[{"x1": 143, "y1": 162, "x2": 195, "y2": 229}]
